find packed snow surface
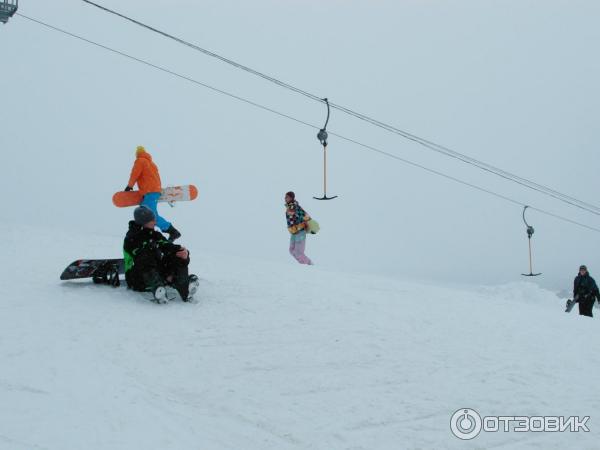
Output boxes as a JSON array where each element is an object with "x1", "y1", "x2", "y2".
[{"x1": 1, "y1": 226, "x2": 598, "y2": 450}]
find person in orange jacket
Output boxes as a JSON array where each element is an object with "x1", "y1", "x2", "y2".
[{"x1": 125, "y1": 146, "x2": 181, "y2": 241}]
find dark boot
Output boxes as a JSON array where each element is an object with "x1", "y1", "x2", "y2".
[
  {"x1": 171, "y1": 267, "x2": 191, "y2": 301},
  {"x1": 166, "y1": 225, "x2": 181, "y2": 242},
  {"x1": 185, "y1": 274, "x2": 200, "y2": 302}
]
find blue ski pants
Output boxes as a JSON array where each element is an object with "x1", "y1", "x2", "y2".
[{"x1": 141, "y1": 192, "x2": 172, "y2": 232}]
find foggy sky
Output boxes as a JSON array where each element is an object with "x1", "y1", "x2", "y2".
[{"x1": 2, "y1": 0, "x2": 599, "y2": 291}]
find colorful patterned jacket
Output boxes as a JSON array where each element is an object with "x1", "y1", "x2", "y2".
[{"x1": 286, "y1": 201, "x2": 311, "y2": 234}]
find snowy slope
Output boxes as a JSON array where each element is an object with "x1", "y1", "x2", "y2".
[{"x1": 1, "y1": 225, "x2": 599, "y2": 450}]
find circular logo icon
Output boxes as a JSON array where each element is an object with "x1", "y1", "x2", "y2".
[{"x1": 450, "y1": 408, "x2": 482, "y2": 440}]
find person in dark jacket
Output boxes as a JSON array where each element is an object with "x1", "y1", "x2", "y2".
[
  {"x1": 573, "y1": 265, "x2": 599, "y2": 317},
  {"x1": 123, "y1": 206, "x2": 197, "y2": 303}
]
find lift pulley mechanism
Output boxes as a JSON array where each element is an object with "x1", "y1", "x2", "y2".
[
  {"x1": 314, "y1": 98, "x2": 338, "y2": 201},
  {"x1": 0, "y1": 0, "x2": 18, "y2": 24},
  {"x1": 521, "y1": 206, "x2": 541, "y2": 277}
]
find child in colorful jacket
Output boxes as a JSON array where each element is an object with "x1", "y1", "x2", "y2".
[{"x1": 285, "y1": 191, "x2": 313, "y2": 265}]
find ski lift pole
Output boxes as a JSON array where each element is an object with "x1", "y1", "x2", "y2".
[
  {"x1": 323, "y1": 144, "x2": 328, "y2": 193},
  {"x1": 527, "y1": 230, "x2": 534, "y2": 274},
  {"x1": 314, "y1": 98, "x2": 337, "y2": 200},
  {"x1": 521, "y1": 206, "x2": 541, "y2": 277}
]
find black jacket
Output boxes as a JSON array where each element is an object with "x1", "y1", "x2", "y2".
[
  {"x1": 123, "y1": 221, "x2": 181, "y2": 271},
  {"x1": 573, "y1": 273, "x2": 599, "y2": 300}
]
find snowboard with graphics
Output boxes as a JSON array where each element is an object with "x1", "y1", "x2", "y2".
[
  {"x1": 60, "y1": 259, "x2": 125, "y2": 286},
  {"x1": 112, "y1": 185, "x2": 198, "y2": 208}
]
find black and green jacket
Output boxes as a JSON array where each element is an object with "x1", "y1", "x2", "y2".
[{"x1": 123, "y1": 221, "x2": 182, "y2": 273}]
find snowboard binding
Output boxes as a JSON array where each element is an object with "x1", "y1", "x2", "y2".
[{"x1": 92, "y1": 261, "x2": 122, "y2": 287}]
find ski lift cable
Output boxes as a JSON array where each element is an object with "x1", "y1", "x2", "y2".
[
  {"x1": 328, "y1": 131, "x2": 600, "y2": 233},
  {"x1": 15, "y1": 15, "x2": 316, "y2": 130},
  {"x1": 81, "y1": 0, "x2": 323, "y2": 103},
  {"x1": 80, "y1": 0, "x2": 600, "y2": 217},
  {"x1": 15, "y1": 13, "x2": 600, "y2": 235},
  {"x1": 328, "y1": 102, "x2": 600, "y2": 216}
]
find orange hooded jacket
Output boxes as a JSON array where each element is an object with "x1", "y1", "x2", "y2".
[{"x1": 127, "y1": 151, "x2": 162, "y2": 195}]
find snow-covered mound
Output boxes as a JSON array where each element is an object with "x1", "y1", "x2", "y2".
[{"x1": 1, "y1": 225, "x2": 598, "y2": 450}]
